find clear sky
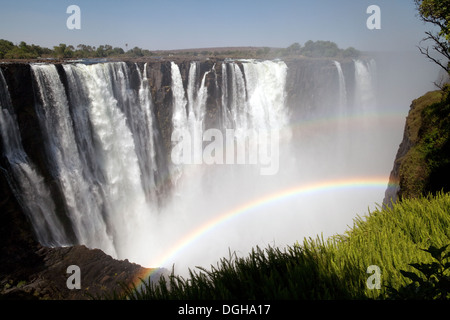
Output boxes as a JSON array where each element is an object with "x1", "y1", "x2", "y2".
[{"x1": 0, "y1": 0, "x2": 436, "y2": 52}]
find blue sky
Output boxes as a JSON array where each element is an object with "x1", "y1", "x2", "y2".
[{"x1": 0, "y1": 0, "x2": 435, "y2": 52}]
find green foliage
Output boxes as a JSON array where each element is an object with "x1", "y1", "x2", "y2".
[
  {"x1": 0, "y1": 39, "x2": 154, "y2": 59},
  {"x1": 0, "y1": 38, "x2": 361, "y2": 60},
  {"x1": 301, "y1": 40, "x2": 339, "y2": 57},
  {"x1": 108, "y1": 192, "x2": 450, "y2": 300},
  {"x1": 342, "y1": 47, "x2": 360, "y2": 58},
  {"x1": 420, "y1": 88, "x2": 450, "y2": 194},
  {"x1": 387, "y1": 244, "x2": 450, "y2": 299},
  {"x1": 53, "y1": 43, "x2": 74, "y2": 59},
  {"x1": 414, "y1": 0, "x2": 450, "y2": 73},
  {"x1": 282, "y1": 41, "x2": 360, "y2": 58},
  {"x1": 117, "y1": 244, "x2": 364, "y2": 300},
  {"x1": 0, "y1": 40, "x2": 51, "y2": 59},
  {"x1": 286, "y1": 42, "x2": 301, "y2": 55},
  {"x1": 416, "y1": 0, "x2": 450, "y2": 41},
  {"x1": 395, "y1": 89, "x2": 450, "y2": 200},
  {"x1": 0, "y1": 39, "x2": 15, "y2": 59}
]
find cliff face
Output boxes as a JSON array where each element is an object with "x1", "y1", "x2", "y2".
[
  {"x1": 383, "y1": 89, "x2": 450, "y2": 205},
  {"x1": 0, "y1": 58, "x2": 348, "y2": 168},
  {"x1": 284, "y1": 58, "x2": 355, "y2": 122}
]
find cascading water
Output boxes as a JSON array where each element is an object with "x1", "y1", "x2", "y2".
[
  {"x1": 0, "y1": 69, "x2": 67, "y2": 246},
  {"x1": 351, "y1": 59, "x2": 381, "y2": 173},
  {"x1": 63, "y1": 63, "x2": 156, "y2": 262},
  {"x1": 224, "y1": 62, "x2": 247, "y2": 131},
  {"x1": 136, "y1": 63, "x2": 158, "y2": 202},
  {"x1": 170, "y1": 61, "x2": 190, "y2": 185},
  {"x1": 334, "y1": 61, "x2": 347, "y2": 112},
  {"x1": 159, "y1": 60, "x2": 295, "y2": 270},
  {"x1": 354, "y1": 59, "x2": 377, "y2": 112},
  {"x1": 31, "y1": 64, "x2": 117, "y2": 256},
  {"x1": 0, "y1": 58, "x2": 380, "y2": 274},
  {"x1": 332, "y1": 60, "x2": 350, "y2": 166}
]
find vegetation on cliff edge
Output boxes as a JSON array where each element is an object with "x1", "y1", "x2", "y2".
[{"x1": 397, "y1": 87, "x2": 450, "y2": 200}]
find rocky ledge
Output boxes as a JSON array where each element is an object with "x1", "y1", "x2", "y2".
[
  {"x1": 0, "y1": 244, "x2": 154, "y2": 300},
  {"x1": 0, "y1": 168, "x2": 158, "y2": 300}
]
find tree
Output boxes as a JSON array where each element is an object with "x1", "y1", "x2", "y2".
[
  {"x1": 286, "y1": 42, "x2": 301, "y2": 55},
  {"x1": 129, "y1": 46, "x2": 144, "y2": 57},
  {"x1": 53, "y1": 43, "x2": 75, "y2": 58},
  {"x1": 112, "y1": 47, "x2": 125, "y2": 55},
  {"x1": 301, "y1": 40, "x2": 339, "y2": 58},
  {"x1": 0, "y1": 39, "x2": 15, "y2": 58},
  {"x1": 414, "y1": 0, "x2": 450, "y2": 74},
  {"x1": 342, "y1": 47, "x2": 360, "y2": 58}
]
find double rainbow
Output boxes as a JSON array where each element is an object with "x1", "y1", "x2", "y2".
[
  {"x1": 133, "y1": 175, "x2": 397, "y2": 287},
  {"x1": 131, "y1": 107, "x2": 406, "y2": 287}
]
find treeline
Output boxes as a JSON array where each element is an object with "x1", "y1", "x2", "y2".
[
  {"x1": 0, "y1": 39, "x2": 155, "y2": 59},
  {"x1": 0, "y1": 39, "x2": 360, "y2": 60},
  {"x1": 169, "y1": 41, "x2": 360, "y2": 59},
  {"x1": 283, "y1": 40, "x2": 360, "y2": 58}
]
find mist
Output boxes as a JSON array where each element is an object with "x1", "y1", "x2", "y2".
[{"x1": 129, "y1": 53, "x2": 440, "y2": 276}]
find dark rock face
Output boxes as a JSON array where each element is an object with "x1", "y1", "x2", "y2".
[
  {"x1": 382, "y1": 124, "x2": 410, "y2": 206},
  {"x1": 0, "y1": 163, "x2": 41, "y2": 283},
  {"x1": 285, "y1": 58, "x2": 354, "y2": 122},
  {"x1": 0, "y1": 244, "x2": 153, "y2": 300}
]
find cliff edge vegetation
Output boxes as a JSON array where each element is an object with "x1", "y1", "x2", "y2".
[{"x1": 385, "y1": 86, "x2": 450, "y2": 204}]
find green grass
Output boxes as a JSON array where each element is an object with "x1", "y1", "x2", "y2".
[{"x1": 112, "y1": 192, "x2": 450, "y2": 300}]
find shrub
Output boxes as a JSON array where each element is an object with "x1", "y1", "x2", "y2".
[{"x1": 387, "y1": 244, "x2": 450, "y2": 299}]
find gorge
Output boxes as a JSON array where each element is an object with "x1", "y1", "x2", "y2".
[{"x1": 0, "y1": 54, "x2": 438, "y2": 293}]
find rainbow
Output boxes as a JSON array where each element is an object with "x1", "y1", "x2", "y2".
[{"x1": 132, "y1": 175, "x2": 398, "y2": 287}]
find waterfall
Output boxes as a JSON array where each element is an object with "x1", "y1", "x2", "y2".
[
  {"x1": 171, "y1": 61, "x2": 214, "y2": 169},
  {"x1": 331, "y1": 61, "x2": 350, "y2": 169},
  {"x1": 61, "y1": 63, "x2": 153, "y2": 261},
  {"x1": 227, "y1": 62, "x2": 247, "y2": 130},
  {"x1": 1, "y1": 58, "x2": 383, "y2": 273},
  {"x1": 187, "y1": 62, "x2": 210, "y2": 165},
  {"x1": 170, "y1": 61, "x2": 189, "y2": 184},
  {"x1": 136, "y1": 63, "x2": 158, "y2": 203},
  {"x1": 333, "y1": 61, "x2": 347, "y2": 113},
  {"x1": 354, "y1": 59, "x2": 377, "y2": 112},
  {"x1": 221, "y1": 63, "x2": 232, "y2": 128},
  {"x1": 187, "y1": 61, "x2": 199, "y2": 117},
  {"x1": 31, "y1": 64, "x2": 117, "y2": 256},
  {"x1": 242, "y1": 60, "x2": 289, "y2": 132},
  {"x1": 0, "y1": 69, "x2": 67, "y2": 246},
  {"x1": 27, "y1": 63, "x2": 158, "y2": 262},
  {"x1": 161, "y1": 59, "x2": 292, "y2": 269},
  {"x1": 171, "y1": 59, "x2": 289, "y2": 172}
]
